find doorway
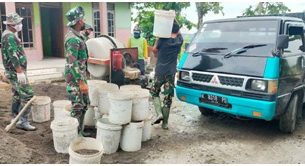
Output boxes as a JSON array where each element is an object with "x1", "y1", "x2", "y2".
[{"x1": 40, "y1": 3, "x2": 64, "y2": 58}]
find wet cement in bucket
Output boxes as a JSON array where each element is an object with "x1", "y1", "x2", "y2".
[{"x1": 75, "y1": 149, "x2": 100, "y2": 155}]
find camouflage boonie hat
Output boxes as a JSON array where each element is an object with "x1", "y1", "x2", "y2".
[
  {"x1": 3, "y1": 13, "x2": 23, "y2": 25},
  {"x1": 65, "y1": 6, "x2": 84, "y2": 27}
]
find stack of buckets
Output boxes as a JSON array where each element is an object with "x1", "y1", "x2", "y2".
[
  {"x1": 50, "y1": 96, "x2": 104, "y2": 163},
  {"x1": 50, "y1": 99, "x2": 79, "y2": 154},
  {"x1": 90, "y1": 83, "x2": 152, "y2": 154},
  {"x1": 50, "y1": 80, "x2": 153, "y2": 164}
]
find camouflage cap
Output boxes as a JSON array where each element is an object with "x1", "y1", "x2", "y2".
[
  {"x1": 65, "y1": 6, "x2": 85, "y2": 27},
  {"x1": 84, "y1": 23, "x2": 93, "y2": 31},
  {"x1": 3, "y1": 13, "x2": 23, "y2": 25}
]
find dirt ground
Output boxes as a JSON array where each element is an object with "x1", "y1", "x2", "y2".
[{"x1": 0, "y1": 82, "x2": 305, "y2": 164}]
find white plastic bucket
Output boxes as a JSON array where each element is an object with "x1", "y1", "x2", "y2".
[
  {"x1": 96, "y1": 117, "x2": 122, "y2": 154},
  {"x1": 120, "y1": 121, "x2": 144, "y2": 152},
  {"x1": 69, "y1": 137, "x2": 104, "y2": 164},
  {"x1": 98, "y1": 83, "x2": 119, "y2": 115},
  {"x1": 84, "y1": 106, "x2": 96, "y2": 127},
  {"x1": 142, "y1": 115, "x2": 153, "y2": 142},
  {"x1": 53, "y1": 100, "x2": 71, "y2": 120},
  {"x1": 121, "y1": 87, "x2": 150, "y2": 121},
  {"x1": 131, "y1": 89, "x2": 150, "y2": 121},
  {"x1": 88, "y1": 80, "x2": 107, "y2": 106},
  {"x1": 120, "y1": 85, "x2": 142, "y2": 91},
  {"x1": 31, "y1": 96, "x2": 51, "y2": 123},
  {"x1": 153, "y1": 10, "x2": 176, "y2": 38},
  {"x1": 50, "y1": 117, "x2": 79, "y2": 153},
  {"x1": 108, "y1": 91, "x2": 133, "y2": 125}
]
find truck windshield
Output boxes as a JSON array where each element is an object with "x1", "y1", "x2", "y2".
[{"x1": 187, "y1": 20, "x2": 278, "y2": 56}]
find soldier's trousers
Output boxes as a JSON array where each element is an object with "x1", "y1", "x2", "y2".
[
  {"x1": 150, "y1": 74, "x2": 175, "y2": 109},
  {"x1": 66, "y1": 85, "x2": 90, "y2": 131},
  {"x1": 9, "y1": 77, "x2": 34, "y2": 123}
]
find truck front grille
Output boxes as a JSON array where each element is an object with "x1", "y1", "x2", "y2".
[
  {"x1": 192, "y1": 73, "x2": 213, "y2": 83},
  {"x1": 218, "y1": 76, "x2": 244, "y2": 87}
]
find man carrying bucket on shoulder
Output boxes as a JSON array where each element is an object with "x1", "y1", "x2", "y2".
[
  {"x1": 64, "y1": 6, "x2": 90, "y2": 136},
  {"x1": 1, "y1": 13, "x2": 36, "y2": 131},
  {"x1": 150, "y1": 20, "x2": 183, "y2": 130}
]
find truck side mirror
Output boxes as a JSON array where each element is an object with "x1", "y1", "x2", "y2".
[{"x1": 277, "y1": 35, "x2": 289, "y2": 49}]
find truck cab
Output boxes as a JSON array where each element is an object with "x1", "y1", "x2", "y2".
[{"x1": 176, "y1": 16, "x2": 305, "y2": 133}]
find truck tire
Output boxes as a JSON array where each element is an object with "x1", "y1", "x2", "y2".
[
  {"x1": 198, "y1": 107, "x2": 215, "y2": 116},
  {"x1": 279, "y1": 95, "x2": 299, "y2": 133}
]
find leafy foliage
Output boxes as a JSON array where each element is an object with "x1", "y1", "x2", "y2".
[
  {"x1": 242, "y1": 2, "x2": 291, "y2": 16},
  {"x1": 195, "y1": 2, "x2": 224, "y2": 29}
]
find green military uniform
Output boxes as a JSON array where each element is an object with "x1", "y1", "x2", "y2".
[
  {"x1": 64, "y1": 7, "x2": 90, "y2": 132},
  {"x1": 1, "y1": 13, "x2": 35, "y2": 131}
]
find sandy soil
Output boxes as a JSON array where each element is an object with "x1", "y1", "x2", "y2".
[{"x1": 0, "y1": 82, "x2": 305, "y2": 164}]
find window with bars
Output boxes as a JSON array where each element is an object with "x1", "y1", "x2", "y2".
[
  {"x1": 16, "y1": 3, "x2": 34, "y2": 48},
  {"x1": 0, "y1": 3, "x2": 6, "y2": 48},
  {"x1": 92, "y1": 2, "x2": 101, "y2": 37},
  {"x1": 107, "y1": 3, "x2": 115, "y2": 37}
]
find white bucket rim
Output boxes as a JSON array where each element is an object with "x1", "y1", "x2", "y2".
[
  {"x1": 87, "y1": 80, "x2": 107, "y2": 84},
  {"x1": 126, "y1": 121, "x2": 144, "y2": 128},
  {"x1": 120, "y1": 85, "x2": 142, "y2": 91},
  {"x1": 50, "y1": 117, "x2": 79, "y2": 131},
  {"x1": 96, "y1": 117, "x2": 122, "y2": 130},
  {"x1": 154, "y1": 9, "x2": 176, "y2": 17},
  {"x1": 69, "y1": 137, "x2": 104, "y2": 158},
  {"x1": 97, "y1": 83, "x2": 119, "y2": 92},
  {"x1": 53, "y1": 100, "x2": 71, "y2": 108},
  {"x1": 32, "y1": 96, "x2": 51, "y2": 105}
]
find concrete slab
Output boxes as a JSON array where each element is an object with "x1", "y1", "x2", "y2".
[{"x1": 0, "y1": 58, "x2": 65, "y2": 70}]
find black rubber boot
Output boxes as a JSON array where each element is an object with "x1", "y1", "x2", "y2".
[{"x1": 151, "y1": 97, "x2": 164, "y2": 125}]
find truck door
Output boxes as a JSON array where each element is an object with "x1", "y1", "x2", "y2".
[{"x1": 278, "y1": 22, "x2": 305, "y2": 115}]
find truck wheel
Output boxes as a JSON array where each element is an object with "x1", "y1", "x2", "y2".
[
  {"x1": 198, "y1": 107, "x2": 215, "y2": 116},
  {"x1": 279, "y1": 95, "x2": 299, "y2": 133}
]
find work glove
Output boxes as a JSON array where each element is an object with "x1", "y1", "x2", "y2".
[
  {"x1": 17, "y1": 72, "x2": 27, "y2": 84},
  {"x1": 79, "y1": 80, "x2": 89, "y2": 94}
]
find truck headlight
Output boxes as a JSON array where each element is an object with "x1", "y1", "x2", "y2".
[
  {"x1": 248, "y1": 79, "x2": 278, "y2": 94},
  {"x1": 251, "y1": 80, "x2": 267, "y2": 92},
  {"x1": 180, "y1": 71, "x2": 190, "y2": 81}
]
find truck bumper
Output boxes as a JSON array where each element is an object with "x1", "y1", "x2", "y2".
[{"x1": 176, "y1": 85, "x2": 276, "y2": 121}]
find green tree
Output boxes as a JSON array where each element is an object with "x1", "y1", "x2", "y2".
[
  {"x1": 195, "y1": 2, "x2": 224, "y2": 29},
  {"x1": 242, "y1": 2, "x2": 291, "y2": 16},
  {"x1": 131, "y1": 2, "x2": 195, "y2": 46}
]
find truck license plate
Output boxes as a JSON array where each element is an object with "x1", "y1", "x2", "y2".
[{"x1": 200, "y1": 94, "x2": 229, "y2": 107}]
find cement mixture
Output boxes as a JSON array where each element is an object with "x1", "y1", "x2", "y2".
[{"x1": 0, "y1": 82, "x2": 305, "y2": 164}]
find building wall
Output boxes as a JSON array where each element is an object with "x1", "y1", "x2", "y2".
[
  {"x1": 27, "y1": 2, "x2": 43, "y2": 61},
  {"x1": 100, "y1": 2, "x2": 108, "y2": 35},
  {"x1": 1, "y1": 2, "x2": 132, "y2": 62},
  {"x1": 1, "y1": 2, "x2": 43, "y2": 61},
  {"x1": 114, "y1": 2, "x2": 131, "y2": 46}
]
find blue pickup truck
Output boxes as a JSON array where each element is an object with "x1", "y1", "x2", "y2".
[{"x1": 176, "y1": 16, "x2": 305, "y2": 133}]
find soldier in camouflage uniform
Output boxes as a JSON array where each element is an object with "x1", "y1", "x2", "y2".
[
  {"x1": 64, "y1": 7, "x2": 90, "y2": 135},
  {"x1": 1, "y1": 13, "x2": 36, "y2": 131},
  {"x1": 150, "y1": 21, "x2": 183, "y2": 130}
]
